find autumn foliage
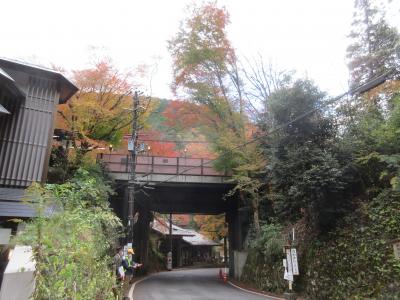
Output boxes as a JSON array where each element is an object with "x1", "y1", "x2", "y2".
[
  {"x1": 56, "y1": 60, "x2": 135, "y2": 153},
  {"x1": 115, "y1": 100, "x2": 219, "y2": 158},
  {"x1": 194, "y1": 215, "x2": 227, "y2": 241}
]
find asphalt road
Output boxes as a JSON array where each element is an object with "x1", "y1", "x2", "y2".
[{"x1": 131, "y1": 268, "x2": 276, "y2": 300}]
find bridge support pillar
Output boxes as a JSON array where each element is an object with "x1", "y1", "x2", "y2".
[
  {"x1": 134, "y1": 207, "x2": 152, "y2": 273},
  {"x1": 226, "y1": 202, "x2": 243, "y2": 278}
]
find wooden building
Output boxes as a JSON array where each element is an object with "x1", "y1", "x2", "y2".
[
  {"x1": 0, "y1": 58, "x2": 77, "y2": 221},
  {"x1": 151, "y1": 217, "x2": 220, "y2": 268}
]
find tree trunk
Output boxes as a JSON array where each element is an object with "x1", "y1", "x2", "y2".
[
  {"x1": 239, "y1": 191, "x2": 261, "y2": 238},
  {"x1": 251, "y1": 197, "x2": 261, "y2": 238}
]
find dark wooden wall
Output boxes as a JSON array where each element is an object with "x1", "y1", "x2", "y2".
[{"x1": 0, "y1": 69, "x2": 59, "y2": 187}]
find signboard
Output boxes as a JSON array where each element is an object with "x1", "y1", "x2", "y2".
[
  {"x1": 0, "y1": 228, "x2": 11, "y2": 245},
  {"x1": 128, "y1": 139, "x2": 134, "y2": 151},
  {"x1": 283, "y1": 259, "x2": 293, "y2": 281},
  {"x1": 123, "y1": 243, "x2": 133, "y2": 257},
  {"x1": 283, "y1": 247, "x2": 299, "y2": 282},
  {"x1": 286, "y1": 249, "x2": 293, "y2": 274},
  {"x1": 291, "y1": 248, "x2": 299, "y2": 275}
]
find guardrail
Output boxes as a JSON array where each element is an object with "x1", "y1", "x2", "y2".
[{"x1": 97, "y1": 153, "x2": 226, "y2": 177}]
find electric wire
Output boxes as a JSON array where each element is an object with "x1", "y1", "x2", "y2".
[
  {"x1": 1, "y1": 68, "x2": 396, "y2": 200},
  {"x1": 140, "y1": 68, "x2": 397, "y2": 187}
]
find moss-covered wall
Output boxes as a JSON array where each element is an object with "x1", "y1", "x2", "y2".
[
  {"x1": 241, "y1": 190, "x2": 400, "y2": 299},
  {"x1": 241, "y1": 249, "x2": 287, "y2": 293}
]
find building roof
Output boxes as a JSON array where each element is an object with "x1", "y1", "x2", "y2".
[
  {"x1": 0, "y1": 188, "x2": 33, "y2": 217},
  {"x1": 0, "y1": 66, "x2": 25, "y2": 99},
  {"x1": 151, "y1": 217, "x2": 220, "y2": 246},
  {"x1": 0, "y1": 103, "x2": 10, "y2": 115},
  {"x1": 0, "y1": 188, "x2": 58, "y2": 218},
  {"x1": 183, "y1": 230, "x2": 221, "y2": 246},
  {"x1": 0, "y1": 58, "x2": 78, "y2": 103},
  {"x1": 152, "y1": 217, "x2": 195, "y2": 237}
]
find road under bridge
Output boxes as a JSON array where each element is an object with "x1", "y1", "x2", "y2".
[{"x1": 100, "y1": 154, "x2": 250, "y2": 278}]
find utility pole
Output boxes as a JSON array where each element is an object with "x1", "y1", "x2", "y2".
[
  {"x1": 128, "y1": 91, "x2": 139, "y2": 245},
  {"x1": 167, "y1": 213, "x2": 173, "y2": 270}
]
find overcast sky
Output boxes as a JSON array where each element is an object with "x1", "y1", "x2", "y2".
[{"x1": 1, "y1": 0, "x2": 399, "y2": 99}]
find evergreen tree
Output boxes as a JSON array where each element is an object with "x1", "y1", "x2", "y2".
[
  {"x1": 346, "y1": 0, "x2": 400, "y2": 89},
  {"x1": 264, "y1": 80, "x2": 353, "y2": 232}
]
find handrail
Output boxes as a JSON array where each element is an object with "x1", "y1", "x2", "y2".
[
  {"x1": 97, "y1": 153, "x2": 216, "y2": 160},
  {"x1": 96, "y1": 153, "x2": 226, "y2": 177}
]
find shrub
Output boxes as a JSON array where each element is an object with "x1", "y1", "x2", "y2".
[{"x1": 15, "y1": 167, "x2": 122, "y2": 300}]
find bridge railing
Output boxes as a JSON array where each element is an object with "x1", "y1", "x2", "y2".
[{"x1": 97, "y1": 153, "x2": 226, "y2": 177}]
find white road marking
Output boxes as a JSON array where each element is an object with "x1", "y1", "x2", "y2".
[
  {"x1": 128, "y1": 274, "x2": 153, "y2": 299},
  {"x1": 227, "y1": 280, "x2": 285, "y2": 300}
]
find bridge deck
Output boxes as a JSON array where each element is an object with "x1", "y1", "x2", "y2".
[{"x1": 98, "y1": 154, "x2": 230, "y2": 184}]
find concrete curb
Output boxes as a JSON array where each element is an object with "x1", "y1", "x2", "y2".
[{"x1": 227, "y1": 280, "x2": 286, "y2": 300}]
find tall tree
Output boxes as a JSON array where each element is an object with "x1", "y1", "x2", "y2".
[
  {"x1": 57, "y1": 60, "x2": 135, "y2": 152},
  {"x1": 264, "y1": 80, "x2": 352, "y2": 232},
  {"x1": 57, "y1": 59, "x2": 155, "y2": 160},
  {"x1": 168, "y1": 1, "x2": 243, "y2": 134},
  {"x1": 347, "y1": 0, "x2": 400, "y2": 89},
  {"x1": 169, "y1": 2, "x2": 265, "y2": 236},
  {"x1": 242, "y1": 56, "x2": 293, "y2": 122}
]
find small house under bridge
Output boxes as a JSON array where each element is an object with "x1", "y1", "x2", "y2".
[{"x1": 151, "y1": 217, "x2": 220, "y2": 268}]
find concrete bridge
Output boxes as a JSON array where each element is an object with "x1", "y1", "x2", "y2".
[{"x1": 99, "y1": 153, "x2": 248, "y2": 278}]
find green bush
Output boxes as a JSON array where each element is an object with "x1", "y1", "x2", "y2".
[
  {"x1": 241, "y1": 224, "x2": 286, "y2": 293},
  {"x1": 251, "y1": 224, "x2": 284, "y2": 262},
  {"x1": 15, "y1": 166, "x2": 122, "y2": 300},
  {"x1": 147, "y1": 235, "x2": 166, "y2": 272}
]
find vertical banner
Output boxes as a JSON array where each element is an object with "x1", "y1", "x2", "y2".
[
  {"x1": 285, "y1": 248, "x2": 293, "y2": 281},
  {"x1": 283, "y1": 259, "x2": 288, "y2": 280},
  {"x1": 283, "y1": 259, "x2": 293, "y2": 281},
  {"x1": 291, "y1": 248, "x2": 299, "y2": 275}
]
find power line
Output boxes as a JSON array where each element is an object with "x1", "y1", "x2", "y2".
[{"x1": 144, "y1": 69, "x2": 397, "y2": 186}]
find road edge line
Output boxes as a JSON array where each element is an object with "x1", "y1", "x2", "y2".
[
  {"x1": 227, "y1": 280, "x2": 285, "y2": 300},
  {"x1": 128, "y1": 274, "x2": 153, "y2": 300}
]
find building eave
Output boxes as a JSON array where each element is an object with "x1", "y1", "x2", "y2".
[
  {"x1": 0, "y1": 58, "x2": 78, "y2": 103},
  {"x1": 0, "y1": 67, "x2": 25, "y2": 99},
  {"x1": 0, "y1": 103, "x2": 10, "y2": 115}
]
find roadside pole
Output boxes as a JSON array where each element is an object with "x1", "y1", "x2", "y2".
[
  {"x1": 167, "y1": 213, "x2": 173, "y2": 270},
  {"x1": 223, "y1": 236, "x2": 228, "y2": 275},
  {"x1": 283, "y1": 228, "x2": 299, "y2": 300}
]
